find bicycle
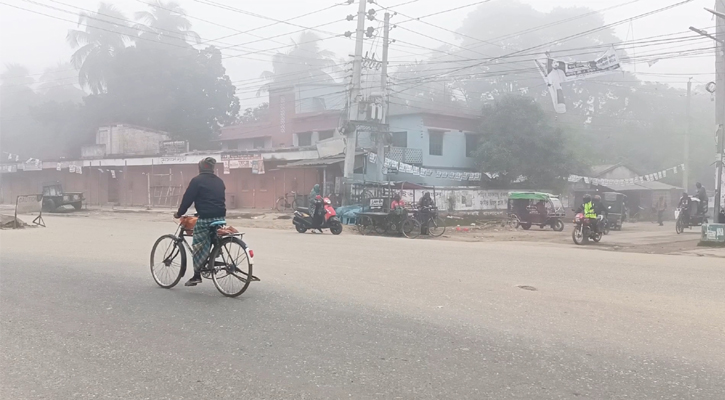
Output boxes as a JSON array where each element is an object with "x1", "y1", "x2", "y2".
[
  {"x1": 357, "y1": 211, "x2": 421, "y2": 239},
  {"x1": 275, "y1": 191, "x2": 297, "y2": 212},
  {"x1": 150, "y1": 216, "x2": 258, "y2": 297},
  {"x1": 416, "y1": 206, "x2": 446, "y2": 237}
]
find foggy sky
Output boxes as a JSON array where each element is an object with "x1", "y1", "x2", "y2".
[{"x1": 0, "y1": 0, "x2": 717, "y2": 109}]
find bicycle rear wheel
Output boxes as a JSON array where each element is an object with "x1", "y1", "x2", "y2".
[
  {"x1": 275, "y1": 198, "x2": 285, "y2": 212},
  {"x1": 428, "y1": 217, "x2": 446, "y2": 237},
  {"x1": 210, "y1": 237, "x2": 253, "y2": 297},
  {"x1": 150, "y1": 234, "x2": 186, "y2": 288}
]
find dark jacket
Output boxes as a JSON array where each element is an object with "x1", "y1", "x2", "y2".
[{"x1": 177, "y1": 172, "x2": 226, "y2": 219}]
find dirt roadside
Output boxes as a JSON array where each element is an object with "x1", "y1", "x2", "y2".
[{"x1": 3, "y1": 206, "x2": 721, "y2": 257}]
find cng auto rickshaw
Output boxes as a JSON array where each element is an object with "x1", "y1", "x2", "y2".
[
  {"x1": 507, "y1": 192, "x2": 566, "y2": 231},
  {"x1": 602, "y1": 192, "x2": 626, "y2": 231}
]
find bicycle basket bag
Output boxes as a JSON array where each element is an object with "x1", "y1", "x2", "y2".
[
  {"x1": 180, "y1": 216, "x2": 198, "y2": 234},
  {"x1": 217, "y1": 225, "x2": 239, "y2": 236}
]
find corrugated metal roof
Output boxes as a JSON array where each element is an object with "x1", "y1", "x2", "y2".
[{"x1": 603, "y1": 181, "x2": 682, "y2": 192}]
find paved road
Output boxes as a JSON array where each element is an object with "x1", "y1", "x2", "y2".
[{"x1": 1, "y1": 216, "x2": 724, "y2": 399}]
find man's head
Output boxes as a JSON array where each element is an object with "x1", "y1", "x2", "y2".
[
  {"x1": 696, "y1": 182, "x2": 702, "y2": 189},
  {"x1": 423, "y1": 192, "x2": 431, "y2": 199},
  {"x1": 313, "y1": 184, "x2": 320, "y2": 192},
  {"x1": 682, "y1": 192, "x2": 689, "y2": 198},
  {"x1": 583, "y1": 194, "x2": 592, "y2": 203},
  {"x1": 393, "y1": 194, "x2": 401, "y2": 202},
  {"x1": 198, "y1": 157, "x2": 217, "y2": 174}
]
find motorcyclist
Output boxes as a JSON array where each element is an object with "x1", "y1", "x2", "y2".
[
  {"x1": 576, "y1": 194, "x2": 599, "y2": 232},
  {"x1": 308, "y1": 184, "x2": 320, "y2": 214},
  {"x1": 593, "y1": 195, "x2": 607, "y2": 232},
  {"x1": 694, "y1": 182, "x2": 708, "y2": 215},
  {"x1": 678, "y1": 192, "x2": 692, "y2": 223}
]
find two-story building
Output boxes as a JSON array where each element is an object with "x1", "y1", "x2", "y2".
[{"x1": 219, "y1": 84, "x2": 482, "y2": 187}]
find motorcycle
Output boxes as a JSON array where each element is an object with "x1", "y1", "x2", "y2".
[
  {"x1": 571, "y1": 213, "x2": 603, "y2": 245},
  {"x1": 293, "y1": 196, "x2": 343, "y2": 235}
]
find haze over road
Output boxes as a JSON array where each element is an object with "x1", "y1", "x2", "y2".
[{"x1": 1, "y1": 216, "x2": 724, "y2": 399}]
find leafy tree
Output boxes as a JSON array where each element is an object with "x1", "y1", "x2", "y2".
[
  {"x1": 134, "y1": 1, "x2": 200, "y2": 46},
  {"x1": 88, "y1": 45, "x2": 239, "y2": 149},
  {"x1": 38, "y1": 62, "x2": 85, "y2": 104},
  {"x1": 475, "y1": 94, "x2": 584, "y2": 189},
  {"x1": 66, "y1": 3, "x2": 135, "y2": 94},
  {"x1": 238, "y1": 102, "x2": 269, "y2": 124},
  {"x1": 258, "y1": 31, "x2": 337, "y2": 95}
]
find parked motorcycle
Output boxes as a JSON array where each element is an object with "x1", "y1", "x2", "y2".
[
  {"x1": 293, "y1": 197, "x2": 343, "y2": 235},
  {"x1": 571, "y1": 213, "x2": 603, "y2": 245}
]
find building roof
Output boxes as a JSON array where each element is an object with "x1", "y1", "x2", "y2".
[
  {"x1": 603, "y1": 181, "x2": 682, "y2": 192},
  {"x1": 590, "y1": 163, "x2": 644, "y2": 178},
  {"x1": 281, "y1": 152, "x2": 364, "y2": 168}
]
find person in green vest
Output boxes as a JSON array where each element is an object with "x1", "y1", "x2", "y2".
[{"x1": 576, "y1": 194, "x2": 600, "y2": 232}]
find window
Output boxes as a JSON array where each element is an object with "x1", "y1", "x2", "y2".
[
  {"x1": 253, "y1": 137, "x2": 265, "y2": 149},
  {"x1": 297, "y1": 132, "x2": 312, "y2": 147},
  {"x1": 391, "y1": 131, "x2": 407, "y2": 148},
  {"x1": 465, "y1": 133, "x2": 479, "y2": 157},
  {"x1": 318, "y1": 130, "x2": 334, "y2": 141},
  {"x1": 429, "y1": 130, "x2": 443, "y2": 156}
]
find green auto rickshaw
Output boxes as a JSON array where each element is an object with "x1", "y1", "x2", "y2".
[{"x1": 507, "y1": 192, "x2": 566, "y2": 231}]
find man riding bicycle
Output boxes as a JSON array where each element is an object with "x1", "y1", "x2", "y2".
[{"x1": 173, "y1": 157, "x2": 226, "y2": 287}]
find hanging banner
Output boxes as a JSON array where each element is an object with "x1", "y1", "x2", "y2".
[{"x1": 535, "y1": 48, "x2": 621, "y2": 114}]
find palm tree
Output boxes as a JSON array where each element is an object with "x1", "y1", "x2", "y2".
[
  {"x1": 134, "y1": 1, "x2": 200, "y2": 46},
  {"x1": 66, "y1": 3, "x2": 134, "y2": 94},
  {"x1": 258, "y1": 31, "x2": 337, "y2": 96}
]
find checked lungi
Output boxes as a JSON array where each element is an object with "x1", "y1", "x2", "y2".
[{"x1": 192, "y1": 217, "x2": 226, "y2": 272}]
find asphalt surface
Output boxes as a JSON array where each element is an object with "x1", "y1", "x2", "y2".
[{"x1": 1, "y1": 216, "x2": 724, "y2": 399}]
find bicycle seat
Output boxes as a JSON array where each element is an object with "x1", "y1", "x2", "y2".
[{"x1": 209, "y1": 220, "x2": 227, "y2": 227}]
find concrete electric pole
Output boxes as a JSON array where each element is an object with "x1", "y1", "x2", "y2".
[
  {"x1": 684, "y1": 78, "x2": 691, "y2": 191},
  {"x1": 690, "y1": 3, "x2": 725, "y2": 219},
  {"x1": 343, "y1": 0, "x2": 368, "y2": 180},
  {"x1": 375, "y1": 11, "x2": 391, "y2": 182}
]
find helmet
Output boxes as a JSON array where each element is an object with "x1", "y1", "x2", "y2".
[
  {"x1": 583, "y1": 194, "x2": 592, "y2": 203},
  {"x1": 594, "y1": 195, "x2": 601, "y2": 201}
]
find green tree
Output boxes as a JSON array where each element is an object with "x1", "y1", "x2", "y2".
[
  {"x1": 66, "y1": 3, "x2": 135, "y2": 94},
  {"x1": 258, "y1": 31, "x2": 337, "y2": 95},
  {"x1": 475, "y1": 94, "x2": 584, "y2": 189},
  {"x1": 134, "y1": 1, "x2": 200, "y2": 47},
  {"x1": 238, "y1": 102, "x2": 269, "y2": 124},
  {"x1": 38, "y1": 62, "x2": 85, "y2": 104},
  {"x1": 87, "y1": 45, "x2": 239, "y2": 148}
]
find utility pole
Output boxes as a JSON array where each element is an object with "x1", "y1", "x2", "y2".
[
  {"x1": 684, "y1": 78, "x2": 691, "y2": 191},
  {"x1": 716, "y1": 1, "x2": 725, "y2": 220},
  {"x1": 692, "y1": 3, "x2": 725, "y2": 220},
  {"x1": 376, "y1": 11, "x2": 391, "y2": 182},
  {"x1": 343, "y1": 0, "x2": 368, "y2": 180}
]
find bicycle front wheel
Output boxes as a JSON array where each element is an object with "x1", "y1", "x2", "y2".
[
  {"x1": 402, "y1": 218, "x2": 422, "y2": 239},
  {"x1": 150, "y1": 234, "x2": 186, "y2": 288},
  {"x1": 210, "y1": 237, "x2": 253, "y2": 297},
  {"x1": 428, "y1": 217, "x2": 446, "y2": 237}
]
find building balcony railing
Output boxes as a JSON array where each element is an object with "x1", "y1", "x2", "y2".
[{"x1": 387, "y1": 147, "x2": 422, "y2": 165}]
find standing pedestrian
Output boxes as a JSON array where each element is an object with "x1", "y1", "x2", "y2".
[{"x1": 656, "y1": 196, "x2": 667, "y2": 226}]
